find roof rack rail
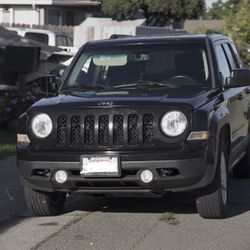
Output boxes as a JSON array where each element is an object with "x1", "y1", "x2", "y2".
[
  {"x1": 109, "y1": 34, "x2": 134, "y2": 39},
  {"x1": 206, "y1": 30, "x2": 223, "y2": 35},
  {"x1": 136, "y1": 26, "x2": 187, "y2": 36}
]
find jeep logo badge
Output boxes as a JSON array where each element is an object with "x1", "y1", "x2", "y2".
[{"x1": 97, "y1": 101, "x2": 114, "y2": 106}]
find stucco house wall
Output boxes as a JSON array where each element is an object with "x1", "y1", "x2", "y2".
[{"x1": 0, "y1": 0, "x2": 100, "y2": 26}]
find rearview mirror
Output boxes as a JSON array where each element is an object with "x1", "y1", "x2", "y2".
[
  {"x1": 39, "y1": 75, "x2": 60, "y2": 94},
  {"x1": 93, "y1": 54, "x2": 127, "y2": 66},
  {"x1": 225, "y1": 68, "x2": 250, "y2": 88}
]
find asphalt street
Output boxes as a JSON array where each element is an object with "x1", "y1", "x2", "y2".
[
  {"x1": 0, "y1": 157, "x2": 27, "y2": 224},
  {"x1": 1, "y1": 157, "x2": 250, "y2": 250}
]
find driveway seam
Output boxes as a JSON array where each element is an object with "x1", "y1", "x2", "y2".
[
  {"x1": 131, "y1": 221, "x2": 160, "y2": 250},
  {"x1": 32, "y1": 211, "x2": 93, "y2": 250}
]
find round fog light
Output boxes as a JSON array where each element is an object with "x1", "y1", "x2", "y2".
[
  {"x1": 55, "y1": 170, "x2": 68, "y2": 184},
  {"x1": 140, "y1": 170, "x2": 153, "y2": 183}
]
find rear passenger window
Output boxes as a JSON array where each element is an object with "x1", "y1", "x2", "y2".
[
  {"x1": 67, "y1": 37, "x2": 73, "y2": 46},
  {"x1": 56, "y1": 36, "x2": 67, "y2": 46},
  {"x1": 25, "y1": 33, "x2": 49, "y2": 45},
  {"x1": 215, "y1": 45, "x2": 231, "y2": 85},
  {"x1": 229, "y1": 43, "x2": 243, "y2": 68},
  {"x1": 222, "y1": 44, "x2": 237, "y2": 69}
]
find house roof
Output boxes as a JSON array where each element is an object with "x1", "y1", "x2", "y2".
[{"x1": 0, "y1": 0, "x2": 100, "y2": 6}]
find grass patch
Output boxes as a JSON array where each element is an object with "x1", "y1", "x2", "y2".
[
  {"x1": 159, "y1": 212, "x2": 176, "y2": 222},
  {"x1": 0, "y1": 130, "x2": 16, "y2": 159}
]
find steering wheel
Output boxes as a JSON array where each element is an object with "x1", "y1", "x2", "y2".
[{"x1": 161, "y1": 75, "x2": 198, "y2": 86}]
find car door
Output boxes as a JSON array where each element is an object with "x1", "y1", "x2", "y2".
[{"x1": 216, "y1": 43, "x2": 250, "y2": 162}]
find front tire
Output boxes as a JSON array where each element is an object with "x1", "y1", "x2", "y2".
[
  {"x1": 24, "y1": 187, "x2": 66, "y2": 216},
  {"x1": 196, "y1": 147, "x2": 228, "y2": 219}
]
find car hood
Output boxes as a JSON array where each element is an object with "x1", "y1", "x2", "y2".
[{"x1": 30, "y1": 88, "x2": 218, "y2": 111}]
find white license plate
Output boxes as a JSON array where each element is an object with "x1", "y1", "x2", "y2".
[{"x1": 80, "y1": 156, "x2": 119, "y2": 177}]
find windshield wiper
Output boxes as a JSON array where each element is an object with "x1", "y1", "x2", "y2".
[
  {"x1": 113, "y1": 81, "x2": 171, "y2": 89},
  {"x1": 60, "y1": 84, "x2": 107, "y2": 93}
]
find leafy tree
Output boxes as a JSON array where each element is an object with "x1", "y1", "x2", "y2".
[
  {"x1": 224, "y1": 1, "x2": 250, "y2": 65},
  {"x1": 101, "y1": 0, "x2": 205, "y2": 26},
  {"x1": 204, "y1": 0, "x2": 241, "y2": 19}
]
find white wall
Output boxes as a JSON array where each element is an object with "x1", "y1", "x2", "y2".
[
  {"x1": 0, "y1": 9, "x2": 10, "y2": 23},
  {"x1": 13, "y1": 8, "x2": 40, "y2": 25},
  {"x1": 0, "y1": 0, "x2": 52, "y2": 5},
  {"x1": 0, "y1": 7, "x2": 45, "y2": 26},
  {"x1": 74, "y1": 17, "x2": 146, "y2": 48}
]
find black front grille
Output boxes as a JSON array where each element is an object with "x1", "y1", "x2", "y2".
[
  {"x1": 71, "y1": 116, "x2": 81, "y2": 144},
  {"x1": 57, "y1": 116, "x2": 67, "y2": 144},
  {"x1": 84, "y1": 115, "x2": 95, "y2": 145},
  {"x1": 113, "y1": 115, "x2": 124, "y2": 145},
  {"x1": 99, "y1": 115, "x2": 109, "y2": 145},
  {"x1": 143, "y1": 114, "x2": 154, "y2": 144},
  {"x1": 128, "y1": 114, "x2": 139, "y2": 145},
  {"x1": 56, "y1": 112, "x2": 157, "y2": 148}
]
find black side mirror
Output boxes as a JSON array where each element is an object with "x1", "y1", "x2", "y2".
[
  {"x1": 225, "y1": 68, "x2": 250, "y2": 88},
  {"x1": 39, "y1": 75, "x2": 60, "y2": 94}
]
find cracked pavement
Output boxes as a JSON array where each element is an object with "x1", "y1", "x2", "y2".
[{"x1": 1, "y1": 157, "x2": 250, "y2": 250}]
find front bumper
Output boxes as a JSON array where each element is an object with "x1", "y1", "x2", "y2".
[{"x1": 17, "y1": 157, "x2": 214, "y2": 194}]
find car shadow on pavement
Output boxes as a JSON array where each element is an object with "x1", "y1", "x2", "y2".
[
  {"x1": 65, "y1": 178, "x2": 250, "y2": 218},
  {"x1": 0, "y1": 209, "x2": 30, "y2": 235},
  {"x1": 64, "y1": 191, "x2": 197, "y2": 216},
  {"x1": 1, "y1": 178, "x2": 250, "y2": 236},
  {"x1": 226, "y1": 178, "x2": 250, "y2": 218}
]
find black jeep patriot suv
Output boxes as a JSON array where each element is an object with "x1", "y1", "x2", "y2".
[{"x1": 17, "y1": 34, "x2": 250, "y2": 219}]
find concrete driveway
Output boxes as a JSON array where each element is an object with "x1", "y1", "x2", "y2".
[{"x1": 1, "y1": 157, "x2": 250, "y2": 250}]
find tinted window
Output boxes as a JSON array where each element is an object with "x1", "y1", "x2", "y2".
[
  {"x1": 9, "y1": 30, "x2": 18, "y2": 35},
  {"x1": 25, "y1": 32, "x2": 49, "y2": 45},
  {"x1": 215, "y1": 45, "x2": 231, "y2": 84},
  {"x1": 229, "y1": 43, "x2": 243, "y2": 68},
  {"x1": 66, "y1": 11, "x2": 74, "y2": 26},
  {"x1": 56, "y1": 35, "x2": 67, "y2": 46},
  {"x1": 67, "y1": 37, "x2": 73, "y2": 46},
  {"x1": 64, "y1": 43, "x2": 211, "y2": 90},
  {"x1": 222, "y1": 44, "x2": 237, "y2": 69}
]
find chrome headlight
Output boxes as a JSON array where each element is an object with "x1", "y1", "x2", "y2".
[
  {"x1": 31, "y1": 113, "x2": 53, "y2": 138},
  {"x1": 161, "y1": 111, "x2": 187, "y2": 137}
]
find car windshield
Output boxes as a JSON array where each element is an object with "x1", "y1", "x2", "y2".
[{"x1": 62, "y1": 43, "x2": 211, "y2": 92}]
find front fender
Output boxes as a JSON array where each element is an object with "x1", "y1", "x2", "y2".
[
  {"x1": 192, "y1": 98, "x2": 231, "y2": 190},
  {"x1": 206, "y1": 102, "x2": 230, "y2": 181}
]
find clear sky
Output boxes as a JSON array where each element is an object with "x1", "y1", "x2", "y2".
[{"x1": 206, "y1": 0, "x2": 218, "y2": 8}]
